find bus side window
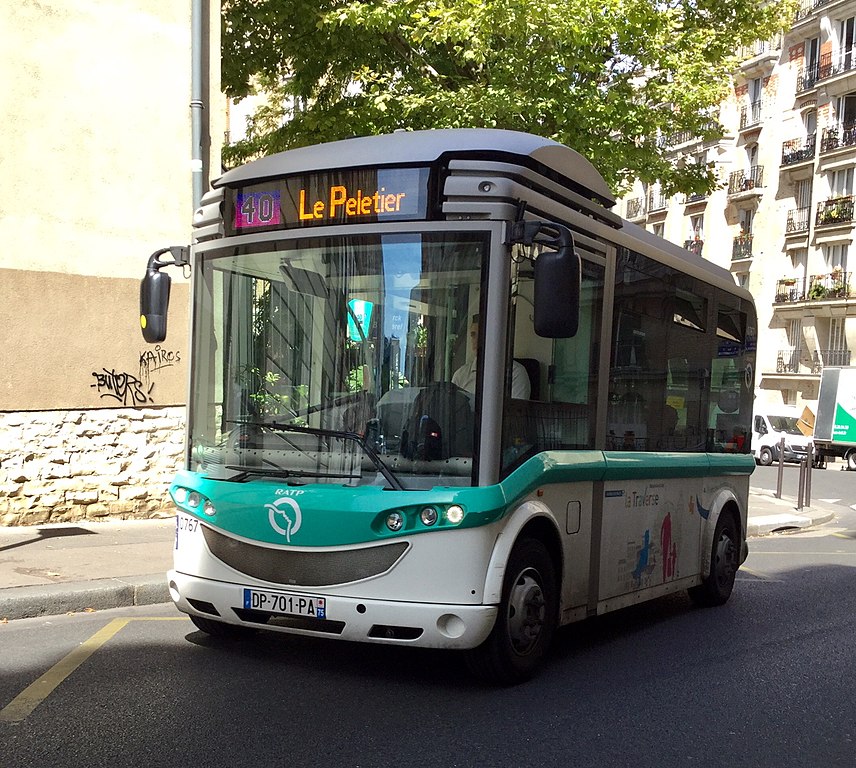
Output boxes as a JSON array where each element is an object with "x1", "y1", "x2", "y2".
[{"x1": 501, "y1": 260, "x2": 604, "y2": 473}]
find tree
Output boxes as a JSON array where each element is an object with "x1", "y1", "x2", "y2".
[{"x1": 222, "y1": 0, "x2": 792, "y2": 194}]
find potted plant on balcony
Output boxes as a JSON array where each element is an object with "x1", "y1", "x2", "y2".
[
  {"x1": 808, "y1": 281, "x2": 828, "y2": 300},
  {"x1": 830, "y1": 267, "x2": 847, "y2": 297}
]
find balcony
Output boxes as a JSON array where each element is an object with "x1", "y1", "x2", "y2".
[
  {"x1": 626, "y1": 197, "x2": 645, "y2": 219},
  {"x1": 774, "y1": 277, "x2": 806, "y2": 303},
  {"x1": 815, "y1": 196, "x2": 855, "y2": 227},
  {"x1": 817, "y1": 348, "x2": 852, "y2": 367},
  {"x1": 807, "y1": 270, "x2": 852, "y2": 300},
  {"x1": 739, "y1": 100, "x2": 762, "y2": 130},
  {"x1": 732, "y1": 233, "x2": 753, "y2": 260},
  {"x1": 728, "y1": 166, "x2": 764, "y2": 195},
  {"x1": 786, "y1": 207, "x2": 811, "y2": 234},
  {"x1": 794, "y1": 0, "x2": 832, "y2": 22},
  {"x1": 820, "y1": 122, "x2": 856, "y2": 154},
  {"x1": 775, "y1": 348, "x2": 802, "y2": 374},
  {"x1": 781, "y1": 135, "x2": 816, "y2": 166},
  {"x1": 683, "y1": 239, "x2": 704, "y2": 256},
  {"x1": 797, "y1": 63, "x2": 819, "y2": 93},
  {"x1": 648, "y1": 192, "x2": 667, "y2": 212}
]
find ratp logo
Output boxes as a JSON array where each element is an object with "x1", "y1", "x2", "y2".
[{"x1": 265, "y1": 496, "x2": 303, "y2": 542}]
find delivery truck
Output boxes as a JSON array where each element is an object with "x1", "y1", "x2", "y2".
[{"x1": 813, "y1": 367, "x2": 856, "y2": 470}]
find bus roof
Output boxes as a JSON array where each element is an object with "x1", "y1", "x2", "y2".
[{"x1": 215, "y1": 129, "x2": 616, "y2": 207}]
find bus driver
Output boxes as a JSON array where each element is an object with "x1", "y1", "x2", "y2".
[{"x1": 452, "y1": 314, "x2": 530, "y2": 399}]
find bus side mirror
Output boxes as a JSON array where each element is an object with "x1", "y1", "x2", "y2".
[
  {"x1": 139, "y1": 246, "x2": 189, "y2": 343},
  {"x1": 534, "y1": 231, "x2": 580, "y2": 338},
  {"x1": 140, "y1": 268, "x2": 171, "y2": 343},
  {"x1": 511, "y1": 219, "x2": 580, "y2": 338}
]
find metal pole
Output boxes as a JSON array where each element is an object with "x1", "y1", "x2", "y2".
[
  {"x1": 191, "y1": 0, "x2": 204, "y2": 212},
  {"x1": 775, "y1": 436, "x2": 785, "y2": 498},
  {"x1": 797, "y1": 456, "x2": 805, "y2": 510},
  {"x1": 805, "y1": 443, "x2": 813, "y2": 507}
]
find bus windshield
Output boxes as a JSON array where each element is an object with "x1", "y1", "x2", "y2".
[{"x1": 189, "y1": 231, "x2": 488, "y2": 489}]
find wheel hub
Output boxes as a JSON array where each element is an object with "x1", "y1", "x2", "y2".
[
  {"x1": 713, "y1": 532, "x2": 737, "y2": 588},
  {"x1": 507, "y1": 569, "x2": 545, "y2": 655}
]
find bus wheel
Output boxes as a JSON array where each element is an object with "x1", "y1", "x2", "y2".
[
  {"x1": 689, "y1": 511, "x2": 739, "y2": 608},
  {"x1": 465, "y1": 538, "x2": 558, "y2": 685},
  {"x1": 758, "y1": 447, "x2": 773, "y2": 466},
  {"x1": 189, "y1": 614, "x2": 257, "y2": 638},
  {"x1": 846, "y1": 449, "x2": 856, "y2": 471}
]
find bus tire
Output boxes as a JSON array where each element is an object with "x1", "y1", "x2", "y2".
[
  {"x1": 465, "y1": 538, "x2": 558, "y2": 685},
  {"x1": 688, "y1": 510, "x2": 739, "y2": 608},
  {"x1": 758, "y1": 447, "x2": 774, "y2": 466},
  {"x1": 189, "y1": 614, "x2": 257, "y2": 638},
  {"x1": 846, "y1": 449, "x2": 856, "y2": 471}
]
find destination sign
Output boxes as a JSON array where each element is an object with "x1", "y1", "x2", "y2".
[{"x1": 226, "y1": 167, "x2": 430, "y2": 234}]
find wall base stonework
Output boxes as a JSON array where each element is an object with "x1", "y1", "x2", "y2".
[{"x1": 0, "y1": 408, "x2": 184, "y2": 526}]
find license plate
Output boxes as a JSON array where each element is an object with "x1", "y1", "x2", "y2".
[{"x1": 243, "y1": 588, "x2": 326, "y2": 619}]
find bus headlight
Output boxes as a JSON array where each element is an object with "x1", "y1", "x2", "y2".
[
  {"x1": 445, "y1": 505, "x2": 465, "y2": 525},
  {"x1": 202, "y1": 500, "x2": 217, "y2": 517},
  {"x1": 420, "y1": 506, "x2": 438, "y2": 526},
  {"x1": 187, "y1": 492, "x2": 203, "y2": 509},
  {"x1": 386, "y1": 511, "x2": 404, "y2": 532}
]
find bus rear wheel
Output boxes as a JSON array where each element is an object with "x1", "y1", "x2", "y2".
[
  {"x1": 465, "y1": 538, "x2": 558, "y2": 685},
  {"x1": 688, "y1": 510, "x2": 739, "y2": 607}
]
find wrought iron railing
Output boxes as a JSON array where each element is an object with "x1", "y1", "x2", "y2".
[
  {"x1": 786, "y1": 207, "x2": 811, "y2": 233},
  {"x1": 683, "y1": 239, "x2": 704, "y2": 256},
  {"x1": 648, "y1": 192, "x2": 667, "y2": 212},
  {"x1": 737, "y1": 36, "x2": 783, "y2": 60},
  {"x1": 820, "y1": 122, "x2": 856, "y2": 153},
  {"x1": 740, "y1": 101, "x2": 763, "y2": 129},
  {"x1": 728, "y1": 166, "x2": 764, "y2": 195},
  {"x1": 815, "y1": 196, "x2": 855, "y2": 227},
  {"x1": 816, "y1": 348, "x2": 852, "y2": 367},
  {"x1": 794, "y1": 0, "x2": 832, "y2": 22},
  {"x1": 807, "y1": 271, "x2": 852, "y2": 299},
  {"x1": 776, "y1": 348, "x2": 801, "y2": 374},
  {"x1": 626, "y1": 197, "x2": 645, "y2": 219},
  {"x1": 774, "y1": 277, "x2": 806, "y2": 303},
  {"x1": 732, "y1": 233, "x2": 753, "y2": 260},
  {"x1": 781, "y1": 135, "x2": 816, "y2": 165}
]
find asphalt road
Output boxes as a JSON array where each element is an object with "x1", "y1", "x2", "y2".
[{"x1": 2, "y1": 519, "x2": 855, "y2": 768}]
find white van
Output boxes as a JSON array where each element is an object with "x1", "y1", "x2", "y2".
[{"x1": 751, "y1": 409, "x2": 812, "y2": 466}]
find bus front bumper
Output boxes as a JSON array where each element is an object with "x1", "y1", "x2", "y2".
[{"x1": 168, "y1": 570, "x2": 498, "y2": 650}]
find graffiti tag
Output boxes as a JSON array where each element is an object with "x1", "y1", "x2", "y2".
[
  {"x1": 140, "y1": 345, "x2": 181, "y2": 384},
  {"x1": 91, "y1": 368, "x2": 154, "y2": 406}
]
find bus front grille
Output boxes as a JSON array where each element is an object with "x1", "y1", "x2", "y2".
[{"x1": 201, "y1": 526, "x2": 409, "y2": 587}]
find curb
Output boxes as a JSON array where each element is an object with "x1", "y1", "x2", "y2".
[
  {"x1": 747, "y1": 511, "x2": 836, "y2": 537},
  {"x1": 0, "y1": 575, "x2": 170, "y2": 622}
]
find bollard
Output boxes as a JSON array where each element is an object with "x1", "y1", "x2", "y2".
[
  {"x1": 797, "y1": 456, "x2": 805, "y2": 510},
  {"x1": 805, "y1": 443, "x2": 813, "y2": 507},
  {"x1": 775, "y1": 436, "x2": 785, "y2": 498}
]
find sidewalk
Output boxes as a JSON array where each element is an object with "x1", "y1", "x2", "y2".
[{"x1": 0, "y1": 489, "x2": 842, "y2": 622}]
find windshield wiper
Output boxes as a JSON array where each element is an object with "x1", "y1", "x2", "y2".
[
  {"x1": 224, "y1": 464, "x2": 359, "y2": 484},
  {"x1": 229, "y1": 420, "x2": 404, "y2": 491}
]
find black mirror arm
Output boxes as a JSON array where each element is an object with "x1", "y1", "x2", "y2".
[
  {"x1": 508, "y1": 219, "x2": 573, "y2": 253},
  {"x1": 147, "y1": 246, "x2": 190, "y2": 272}
]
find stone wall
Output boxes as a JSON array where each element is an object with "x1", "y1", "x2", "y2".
[{"x1": 0, "y1": 408, "x2": 185, "y2": 526}]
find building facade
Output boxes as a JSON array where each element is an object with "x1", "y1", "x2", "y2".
[
  {"x1": 0, "y1": 1, "x2": 224, "y2": 525},
  {"x1": 618, "y1": 2, "x2": 856, "y2": 419}
]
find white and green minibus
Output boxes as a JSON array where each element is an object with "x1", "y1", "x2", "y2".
[{"x1": 141, "y1": 129, "x2": 756, "y2": 684}]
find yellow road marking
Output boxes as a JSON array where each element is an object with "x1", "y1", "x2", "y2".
[{"x1": 0, "y1": 617, "x2": 187, "y2": 725}]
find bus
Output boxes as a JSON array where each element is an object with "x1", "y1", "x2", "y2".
[{"x1": 141, "y1": 129, "x2": 757, "y2": 684}]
